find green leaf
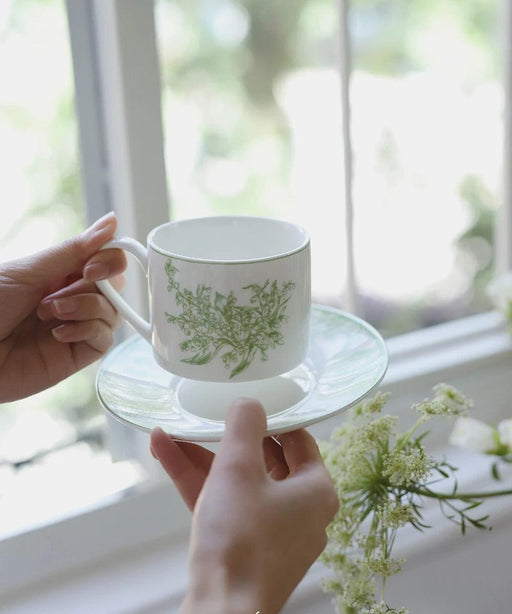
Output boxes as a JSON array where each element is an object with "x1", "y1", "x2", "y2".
[
  {"x1": 491, "y1": 462, "x2": 502, "y2": 481},
  {"x1": 181, "y1": 352, "x2": 214, "y2": 365},
  {"x1": 229, "y1": 348, "x2": 257, "y2": 379}
]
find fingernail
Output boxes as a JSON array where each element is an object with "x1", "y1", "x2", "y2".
[
  {"x1": 82, "y1": 212, "x2": 116, "y2": 244},
  {"x1": 54, "y1": 297, "x2": 77, "y2": 316},
  {"x1": 84, "y1": 262, "x2": 109, "y2": 281},
  {"x1": 90, "y1": 212, "x2": 116, "y2": 232},
  {"x1": 37, "y1": 300, "x2": 51, "y2": 320},
  {"x1": 52, "y1": 324, "x2": 70, "y2": 341}
]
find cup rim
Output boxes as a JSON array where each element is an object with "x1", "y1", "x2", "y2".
[{"x1": 147, "y1": 215, "x2": 310, "y2": 264}]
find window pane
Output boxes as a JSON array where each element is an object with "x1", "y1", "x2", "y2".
[
  {"x1": 155, "y1": 0, "x2": 347, "y2": 306},
  {"x1": 156, "y1": 0, "x2": 501, "y2": 336},
  {"x1": 350, "y1": 0, "x2": 500, "y2": 335},
  {"x1": 0, "y1": 0, "x2": 114, "y2": 504}
]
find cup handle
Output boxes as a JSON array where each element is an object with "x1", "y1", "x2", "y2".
[{"x1": 95, "y1": 237, "x2": 152, "y2": 342}]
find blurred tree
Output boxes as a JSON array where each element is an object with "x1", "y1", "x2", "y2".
[
  {"x1": 456, "y1": 174, "x2": 496, "y2": 311},
  {"x1": 157, "y1": 0, "x2": 500, "y2": 334}
]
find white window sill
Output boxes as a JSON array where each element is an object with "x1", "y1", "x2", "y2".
[
  {"x1": 1, "y1": 311, "x2": 512, "y2": 613},
  {"x1": 3, "y1": 451, "x2": 511, "y2": 614}
]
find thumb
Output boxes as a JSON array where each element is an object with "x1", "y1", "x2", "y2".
[
  {"x1": 214, "y1": 398, "x2": 268, "y2": 476},
  {"x1": 25, "y1": 213, "x2": 117, "y2": 288}
]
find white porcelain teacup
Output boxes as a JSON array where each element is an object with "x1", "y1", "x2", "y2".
[{"x1": 97, "y1": 216, "x2": 311, "y2": 382}]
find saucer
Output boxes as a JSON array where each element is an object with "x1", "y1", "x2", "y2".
[{"x1": 96, "y1": 305, "x2": 388, "y2": 441}]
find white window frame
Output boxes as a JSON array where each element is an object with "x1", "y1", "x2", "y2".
[
  {"x1": 66, "y1": 0, "x2": 170, "y2": 463},
  {"x1": 2, "y1": 0, "x2": 512, "y2": 611}
]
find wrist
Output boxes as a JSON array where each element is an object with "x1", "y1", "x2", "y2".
[
  {"x1": 180, "y1": 592, "x2": 260, "y2": 614},
  {"x1": 180, "y1": 560, "x2": 262, "y2": 614}
]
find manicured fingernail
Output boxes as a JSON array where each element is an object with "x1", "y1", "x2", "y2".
[
  {"x1": 84, "y1": 262, "x2": 109, "y2": 281},
  {"x1": 54, "y1": 297, "x2": 77, "y2": 316},
  {"x1": 52, "y1": 324, "x2": 71, "y2": 341},
  {"x1": 82, "y1": 212, "x2": 116, "y2": 245},
  {"x1": 90, "y1": 212, "x2": 116, "y2": 232}
]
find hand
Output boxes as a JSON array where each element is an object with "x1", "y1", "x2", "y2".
[
  {"x1": 0, "y1": 212, "x2": 127, "y2": 402},
  {"x1": 150, "y1": 399, "x2": 339, "y2": 614}
]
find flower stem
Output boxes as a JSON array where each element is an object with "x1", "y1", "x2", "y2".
[
  {"x1": 394, "y1": 417, "x2": 425, "y2": 452},
  {"x1": 409, "y1": 486, "x2": 512, "y2": 501}
]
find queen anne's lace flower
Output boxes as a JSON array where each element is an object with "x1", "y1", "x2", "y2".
[
  {"x1": 322, "y1": 385, "x2": 512, "y2": 614},
  {"x1": 413, "y1": 383, "x2": 472, "y2": 418},
  {"x1": 383, "y1": 448, "x2": 434, "y2": 487},
  {"x1": 368, "y1": 604, "x2": 408, "y2": 614}
]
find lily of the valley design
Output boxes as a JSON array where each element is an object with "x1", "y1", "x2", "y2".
[{"x1": 164, "y1": 258, "x2": 296, "y2": 378}]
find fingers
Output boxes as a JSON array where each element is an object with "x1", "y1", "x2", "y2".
[
  {"x1": 214, "y1": 398, "x2": 268, "y2": 478},
  {"x1": 150, "y1": 428, "x2": 214, "y2": 511},
  {"x1": 39, "y1": 293, "x2": 123, "y2": 331},
  {"x1": 83, "y1": 248, "x2": 127, "y2": 282},
  {"x1": 263, "y1": 437, "x2": 289, "y2": 480},
  {"x1": 39, "y1": 278, "x2": 124, "y2": 358},
  {"x1": 37, "y1": 276, "x2": 124, "y2": 320},
  {"x1": 26, "y1": 212, "x2": 118, "y2": 288},
  {"x1": 276, "y1": 429, "x2": 323, "y2": 475},
  {"x1": 52, "y1": 319, "x2": 115, "y2": 353},
  {"x1": 277, "y1": 429, "x2": 339, "y2": 522}
]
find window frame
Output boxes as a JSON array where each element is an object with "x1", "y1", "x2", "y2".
[
  {"x1": 66, "y1": 0, "x2": 170, "y2": 462},
  {"x1": 2, "y1": 0, "x2": 512, "y2": 607}
]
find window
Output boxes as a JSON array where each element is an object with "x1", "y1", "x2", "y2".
[
  {"x1": 155, "y1": 0, "x2": 349, "y2": 313},
  {"x1": 1, "y1": 0, "x2": 512, "y2": 610},
  {"x1": 0, "y1": 0, "x2": 94, "y2": 488},
  {"x1": 155, "y1": 0, "x2": 502, "y2": 336},
  {"x1": 0, "y1": 0, "x2": 143, "y2": 538},
  {"x1": 349, "y1": 0, "x2": 501, "y2": 335}
]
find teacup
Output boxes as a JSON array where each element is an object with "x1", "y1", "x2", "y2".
[{"x1": 96, "y1": 216, "x2": 311, "y2": 382}]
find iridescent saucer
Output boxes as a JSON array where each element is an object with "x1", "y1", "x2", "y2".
[{"x1": 96, "y1": 305, "x2": 388, "y2": 441}]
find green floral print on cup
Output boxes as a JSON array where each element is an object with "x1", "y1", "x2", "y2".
[{"x1": 164, "y1": 258, "x2": 295, "y2": 379}]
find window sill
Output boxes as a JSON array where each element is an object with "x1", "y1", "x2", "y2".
[
  {"x1": 2, "y1": 310, "x2": 512, "y2": 612},
  {"x1": 4, "y1": 453, "x2": 511, "y2": 614}
]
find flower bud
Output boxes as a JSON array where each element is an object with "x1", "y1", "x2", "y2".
[{"x1": 449, "y1": 417, "x2": 497, "y2": 453}]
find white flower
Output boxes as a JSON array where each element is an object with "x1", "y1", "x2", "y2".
[
  {"x1": 498, "y1": 419, "x2": 512, "y2": 450},
  {"x1": 449, "y1": 417, "x2": 497, "y2": 453},
  {"x1": 487, "y1": 273, "x2": 512, "y2": 316}
]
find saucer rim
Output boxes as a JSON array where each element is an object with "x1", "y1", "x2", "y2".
[{"x1": 96, "y1": 304, "x2": 388, "y2": 441}]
